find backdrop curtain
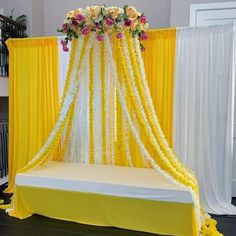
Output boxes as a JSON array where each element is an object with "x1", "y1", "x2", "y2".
[
  {"x1": 142, "y1": 29, "x2": 176, "y2": 146},
  {"x1": 173, "y1": 24, "x2": 236, "y2": 214},
  {"x1": 5, "y1": 37, "x2": 60, "y2": 193},
  {"x1": 5, "y1": 31, "x2": 176, "y2": 192}
]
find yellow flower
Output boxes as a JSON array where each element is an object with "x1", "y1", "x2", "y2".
[
  {"x1": 131, "y1": 20, "x2": 139, "y2": 30},
  {"x1": 126, "y1": 6, "x2": 141, "y2": 19},
  {"x1": 85, "y1": 18, "x2": 93, "y2": 26},
  {"x1": 107, "y1": 6, "x2": 124, "y2": 19},
  {"x1": 140, "y1": 23, "x2": 148, "y2": 31},
  {"x1": 74, "y1": 8, "x2": 83, "y2": 16},
  {"x1": 86, "y1": 5, "x2": 101, "y2": 20},
  {"x1": 67, "y1": 10, "x2": 75, "y2": 18}
]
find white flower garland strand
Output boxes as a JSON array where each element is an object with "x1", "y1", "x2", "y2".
[
  {"x1": 60, "y1": 36, "x2": 83, "y2": 109},
  {"x1": 68, "y1": 68, "x2": 85, "y2": 162},
  {"x1": 66, "y1": 36, "x2": 87, "y2": 162},
  {"x1": 74, "y1": 68, "x2": 85, "y2": 163},
  {"x1": 121, "y1": 35, "x2": 181, "y2": 171},
  {"x1": 60, "y1": 36, "x2": 85, "y2": 162},
  {"x1": 132, "y1": 109, "x2": 150, "y2": 168},
  {"x1": 71, "y1": 53, "x2": 90, "y2": 163},
  {"x1": 117, "y1": 67, "x2": 133, "y2": 167},
  {"x1": 67, "y1": 34, "x2": 96, "y2": 163},
  {"x1": 104, "y1": 45, "x2": 111, "y2": 165},
  {"x1": 105, "y1": 49, "x2": 115, "y2": 165},
  {"x1": 110, "y1": 87, "x2": 116, "y2": 165},
  {"x1": 133, "y1": 36, "x2": 196, "y2": 180},
  {"x1": 124, "y1": 120, "x2": 133, "y2": 167},
  {"x1": 93, "y1": 40, "x2": 102, "y2": 164},
  {"x1": 70, "y1": 37, "x2": 84, "y2": 84},
  {"x1": 104, "y1": 34, "x2": 201, "y2": 232},
  {"x1": 121, "y1": 82, "x2": 133, "y2": 167},
  {"x1": 79, "y1": 50, "x2": 90, "y2": 164}
]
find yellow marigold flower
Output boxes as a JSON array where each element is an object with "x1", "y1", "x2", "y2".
[
  {"x1": 74, "y1": 8, "x2": 83, "y2": 16},
  {"x1": 107, "y1": 6, "x2": 124, "y2": 19},
  {"x1": 131, "y1": 21, "x2": 139, "y2": 30},
  {"x1": 126, "y1": 6, "x2": 141, "y2": 19},
  {"x1": 140, "y1": 23, "x2": 149, "y2": 31},
  {"x1": 67, "y1": 10, "x2": 75, "y2": 18},
  {"x1": 86, "y1": 5, "x2": 101, "y2": 20}
]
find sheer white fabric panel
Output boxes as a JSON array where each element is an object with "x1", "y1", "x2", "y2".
[
  {"x1": 173, "y1": 24, "x2": 236, "y2": 214},
  {"x1": 57, "y1": 37, "x2": 70, "y2": 99},
  {"x1": 57, "y1": 37, "x2": 90, "y2": 163}
]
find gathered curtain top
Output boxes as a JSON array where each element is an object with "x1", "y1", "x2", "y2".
[
  {"x1": 6, "y1": 37, "x2": 58, "y2": 49},
  {"x1": 6, "y1": 28, "x2": 177, "y2": 50}
]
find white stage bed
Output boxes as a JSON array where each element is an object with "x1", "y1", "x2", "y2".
[
  {"x1": 16, "y1": 161, "x2": 193, "y2": 204},
  {"x1": 11, "y1": 161, "x2": 197, "y2": 236}
]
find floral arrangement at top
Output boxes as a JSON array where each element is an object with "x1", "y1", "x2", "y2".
[{"x1": 58, "y1": 5, "x2": 148, "y2": 52}]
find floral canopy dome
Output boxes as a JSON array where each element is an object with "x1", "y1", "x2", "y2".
[
  {"x1": 58, "y1": 5, "x2": 148, "y2": 51},
  {"x1": 9, "y1": 5, "x2": 222, "y2": 236}
]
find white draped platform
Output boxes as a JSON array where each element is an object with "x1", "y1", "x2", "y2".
[
  {"x1": 16, "y1": 161, "x2": 193, "y2": 204},
  {"x1": 10, "y1": 162, "x2": 197, "y2": 236}
]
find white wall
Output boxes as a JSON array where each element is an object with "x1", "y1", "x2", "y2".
[
  {"x1": 31, "y1": 0, "x2": 44, "y2": 36},
  {"x1": 2, "y1": 0, "x2": 171, "y2": 37},
  {"x1": 44, "y1": 0, "x2": 171, "y2": 36},
  {"x1": 170, "y1": 0, "x2": 236, "y2": 27},
  {"x1": 1, "y1": 1, "x2": 236, "y2": 36},
  {"x1": 0, "y1": 77, "x2": 8, "y2": 97}
]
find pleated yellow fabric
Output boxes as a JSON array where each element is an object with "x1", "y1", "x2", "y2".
[
  {"x1": 10, "y1": 185, "x2": 198, "y2": 236},
  {"x1": 5, "y1": 37, "x2": 59, "y2": 193},
  {"x1": 142, "y1": 29, "x2": 176, "y2": 146}
]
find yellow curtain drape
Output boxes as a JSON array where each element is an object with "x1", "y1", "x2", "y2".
[
  {"x1": 142, "y1": 29, "x2": 176, "y2": 146},
  {"x1": 5, "y1": 37, "x2": 59, "y2": 193}
]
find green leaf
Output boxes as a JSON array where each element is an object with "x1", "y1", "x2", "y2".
[{"x1": 15, "y1": 15, "x2": 27, "y2": 26}]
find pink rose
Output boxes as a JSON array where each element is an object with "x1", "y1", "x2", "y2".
[
  {"x1": 96, "y1": 34, "x2": 104, "y2": 41},
  {"x1": 81, "y1": 27, "x2": 89, "y2": 35},
  {"x1": 61, "y1": 40, "x2": 67, "y2": 46},
  {"x1": 72, "y1": 19, "x2": 78, "y2": 27},
  {"x1": 95, "y1": 23, "x2": 102, "y2": 29},
  {"x1": 140, "y1": 15, "x2": 147, "y2": 24},
  {"x1": 62, "y1": 23, "x2": 67, "y2": 31},
  {"x1": 124, "y1": 19, "x2": 132, "y2": 27},
  {"x1": 116, "y1": 32, "x2": 123, "y2": 39},
  {"x1": 105, "y1": 18, "x2": 114, "y2": 26},
  {"x1": 63, "y1": 45, "x2": 69, "y2": 52},
  {"x1": 76, "y1": 13, "x2": 85, "y2": 21},
  {"x1": 140, "y1": 32, "x2": 148, "y2": 40}
]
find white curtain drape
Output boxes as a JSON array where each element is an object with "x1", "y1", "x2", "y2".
[
  {"x1": 57, "y1": 37, "x2": 91, "y2": 163},
  {"x1": 57, "y1": 37, "x2": 70, "y2": 98},
  {"x1": 173, "y1": 24, "x2": 236, "y2": 215}
]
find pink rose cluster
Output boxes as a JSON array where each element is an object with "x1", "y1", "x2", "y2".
[{"x1": 58, "y1": 5, "x2": 148, "y2": 52}]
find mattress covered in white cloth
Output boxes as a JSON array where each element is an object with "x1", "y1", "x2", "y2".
[{"x1": 16, "y1": 161, "x2": 193, "y2": 204}]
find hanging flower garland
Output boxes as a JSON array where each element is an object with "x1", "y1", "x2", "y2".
[{"x1": 58, "y1": 5, "x2": 148, "y2": 51}]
